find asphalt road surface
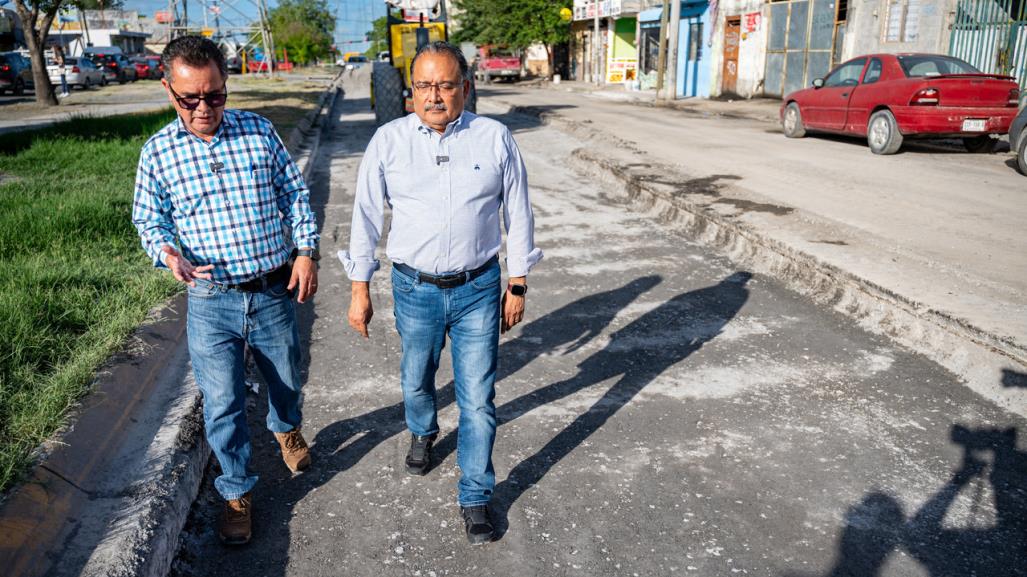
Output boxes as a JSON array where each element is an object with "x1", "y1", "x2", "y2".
[{"x1": 170, "y1": 71, "x2": 1027, "y2": 577}]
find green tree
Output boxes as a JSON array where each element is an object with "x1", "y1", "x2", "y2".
[
  {"x1": 363, "y1": 15, "x2": 388, "y2": 58},
  {"x1": 10, "y1": 0, "x2": 65, "y2": 105},
  {"x1": 268, "y1": 0, "x2": 335, "y2": 65},
  {"x1": 452, "y1": 0, "x2": 570, "y2": 74},
  {"x1": 71, "y1": 0, "x2": 125, "y2": 13}
]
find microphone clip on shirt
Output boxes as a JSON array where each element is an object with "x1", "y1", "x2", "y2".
[
  {"x1": 210, "y1": 161, "x2": 225, "y2": 173},
  {"x1": 435, "y1": 155, "x2": 449, "y2": 166}
]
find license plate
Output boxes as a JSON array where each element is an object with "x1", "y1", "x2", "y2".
[{"x1": 962, "y1": 119, "x2": 987, "y2": 132}]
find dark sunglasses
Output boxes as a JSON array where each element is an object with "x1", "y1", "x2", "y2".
[{"x1": 168, "y1": 83, "x2": 228, "y2": 110}]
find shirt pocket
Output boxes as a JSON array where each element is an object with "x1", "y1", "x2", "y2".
[
  {"x1": 249, "y1": 165, "x2": 275, "y2": 202},
  {"x1": 463, "y1": 161, "x2": 503, "y2": 201}
]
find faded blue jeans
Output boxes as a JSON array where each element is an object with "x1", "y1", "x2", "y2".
[
  {"x1": 186, "y1": 276, "x2": 303, "y2": 500},
  {"x1": 392, "y1": 259, "x2": 501, "y2": 507}
]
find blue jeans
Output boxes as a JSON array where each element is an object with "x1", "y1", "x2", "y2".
[
  {"x1": 392, "y1": 260, "x2": 501, "y2": 507},
  {"x1": 186, "y1": 276, "x2": 303, "y2": 500}
]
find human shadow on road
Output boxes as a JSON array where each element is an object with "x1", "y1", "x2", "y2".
[
  {"x1": 208, "y1": 276, "x2": 664, "y2": 577},
  {"x1": 480, "y1": 271, "x2": 753, "y2": 539},
  {"x1": 789, "y1": 424, "x2": 1027, "y2": 577},
  {"x1": 306, "y1": 275, "x2": 663, "y2": 480},
  {"x1": 1001, "y1": 369, "x2": 1027, "y2": 388}
]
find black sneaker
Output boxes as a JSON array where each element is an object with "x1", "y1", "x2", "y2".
[
  {"x1": 460, "y1": 505, "x2": 495, "y2": 545},
  {"x1": 405, "y1": 433, "x2": 436, "y2": 475}
]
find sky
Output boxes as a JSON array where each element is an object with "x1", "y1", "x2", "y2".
[{"x1": 120, "y1": 0, "x2": 386, "y2": 52}]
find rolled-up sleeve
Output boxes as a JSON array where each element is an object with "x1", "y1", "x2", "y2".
[
  {"x1": 501, "y1": 128, "x2": 542, "y2": 277},
  {"x1": 132, "y1": 146, "x2": 175, "y2": 269},
  {"x1": 268, "y1": 127, "x2": 319, "y2": 250},
  {"x1": 339, "y1": 131, "x2": 386, "y2": 281}
]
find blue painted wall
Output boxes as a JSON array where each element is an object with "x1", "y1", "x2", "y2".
[{"x1": 676, "y1": 0, "x2": 711, "y2": 98}]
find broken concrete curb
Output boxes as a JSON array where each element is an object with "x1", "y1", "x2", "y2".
[
  {"x1": 505, "y1": 102, "x2": 1027, "y2": 419},
  {"x1": 523, "y1": 81, "x2": 781, "y2": 124},
  {"x1": 0, "y1": 294, "x2": 204, "y2": 577},
  {"x1": 0, "y1": 73, "x2": 344, "y2": 577}
]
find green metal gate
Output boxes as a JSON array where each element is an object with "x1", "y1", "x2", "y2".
[{"x1": 949, "y1": 0, "x2": 1027, "y2": 92}]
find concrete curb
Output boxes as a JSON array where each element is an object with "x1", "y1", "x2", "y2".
[
  {"x1": 505, "y1": 102, "x2": 1027, "y2": 418},
  {"x1": 0, "y1": 74, "x2": 343, "y2": 577},
  {"x1": 292, "y1": 70, "x2": 344, "y2": 180},
  {"x1": 520, "y1": 81, "x2": 782, "y2": 124},
  {"x1": 0, "y1": 295, "x2": 204, "y2": 577}
]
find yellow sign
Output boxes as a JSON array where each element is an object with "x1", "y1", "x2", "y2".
[
  {"x1": 560, "y1": 7, "x2": 572, "y2": 21},
  {"x1": 201, "y1": 27, "x2": 214, "y2": 38}
]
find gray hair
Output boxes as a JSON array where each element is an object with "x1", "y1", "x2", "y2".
[
  {"x1": 409, "y1": 40, "x2": 470, "y2": 80},
  {"x1": 161, "y1": 35, "x2": 227, "y2": 83}
]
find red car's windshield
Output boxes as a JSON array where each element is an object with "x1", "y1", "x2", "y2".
[{"x1": 898, "y1": 55, "x2": 981, "y2": 77}]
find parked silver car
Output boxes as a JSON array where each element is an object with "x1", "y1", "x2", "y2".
[{"x1": 47, "y1": 57, "x2": 106, "y2": 89}]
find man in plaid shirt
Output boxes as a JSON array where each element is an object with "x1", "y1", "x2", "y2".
[{"x1": 132, "y1": 35, "x2": 319, "y2": 545}]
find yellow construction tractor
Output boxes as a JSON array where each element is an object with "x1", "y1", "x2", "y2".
[{"x1": 371, "y1": 0, "x2": 477, "y2": 126}]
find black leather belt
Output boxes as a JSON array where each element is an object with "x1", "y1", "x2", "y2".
[
  {"x1": 226, "y1": 264, "x2": 291, "y2": 292},
  {"x1": 393, "y1": 256, "x2": 497, "y2": 289}
]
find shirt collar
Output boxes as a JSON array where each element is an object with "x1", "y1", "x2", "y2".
[
  {"x1": 414, "y1": 110, "x2": 469, "y2": 136},
  {"x1": 175, "y1": 109, "x2": 235, "y2": 141}
]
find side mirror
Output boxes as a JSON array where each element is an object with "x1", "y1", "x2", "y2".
[{"x1": 813, "y1": 78, "x2": 824, "y2": 89}]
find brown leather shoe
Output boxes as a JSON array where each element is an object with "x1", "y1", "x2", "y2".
[
  {"x1": 274, "y1": 428, "x2": 311, "y2": 472},
  {"x1": 219, "y1": 492, "x2": 252, "y2": 545}
]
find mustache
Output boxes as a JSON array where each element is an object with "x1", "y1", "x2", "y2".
[{"x1": 424, "y1": 102, "x2": 447, "y2": 112}]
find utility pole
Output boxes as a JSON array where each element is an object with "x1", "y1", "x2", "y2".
[
  {"x1": 665, "y1": 0, "x2": 681, "y2": 101},
  {"x1": 592, "y1": 0, "x2": 600, "y2": 85},
  {"x1": 655, "y1": 1, "x2": 669, "y2": 97},
  {"x1": 213, "y1": 0, "x2": 221, "y2": 40},
  {"x1": 256, "y1": 0, "x2": 274, "y2": 78}
]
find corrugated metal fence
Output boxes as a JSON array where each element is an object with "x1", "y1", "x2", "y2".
[
  {"x1": 949, "y1": 0, "x2": 1027, "y2": 91},
  {"x1": 764, "y1": 0, "x2": 840, "y2": 97}
]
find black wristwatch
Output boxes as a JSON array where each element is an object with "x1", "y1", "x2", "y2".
[
  {"x1": 508, "y1": 283, "x2": 527, "y2": 297},
  {"x1": 296, "y1": 247, "x2": 321, "y2": 261}
]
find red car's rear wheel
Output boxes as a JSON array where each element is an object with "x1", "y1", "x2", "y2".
[{"x1": 868, "y1": 110, "x2": 903, "y2": 155}]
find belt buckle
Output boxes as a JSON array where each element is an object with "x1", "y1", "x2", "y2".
[{"x1": 434, "y1": 274, "x2": 465, "y2": 289}]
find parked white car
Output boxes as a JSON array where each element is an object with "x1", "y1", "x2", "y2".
[{"x1": 47, "y1": 57, "x2": 106, "y2": 89}]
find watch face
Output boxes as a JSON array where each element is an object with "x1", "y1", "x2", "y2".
[{"x1": 509, "y1": 284, "x2": 527, "y2": 296}]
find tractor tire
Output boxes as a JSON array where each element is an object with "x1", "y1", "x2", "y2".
[
  {"x1": 465, "y1": 77, "x2": 477, "y2": 114},
  {"x1": 372, "y1": 61, "x2": 405, "y2": 126}
]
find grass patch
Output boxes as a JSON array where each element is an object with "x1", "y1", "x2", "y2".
[{"x1": 0, "y1": 110, "x2": 182, "y2": 494}]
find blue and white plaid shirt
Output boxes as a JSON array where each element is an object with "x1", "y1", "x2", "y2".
[{"x1": 132, "y1": 109, "x2": 319, "y2": 284}]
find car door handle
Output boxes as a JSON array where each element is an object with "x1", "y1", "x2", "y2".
[{"x1": 841, "y1": 92, "x2": 849, "y2": 97}]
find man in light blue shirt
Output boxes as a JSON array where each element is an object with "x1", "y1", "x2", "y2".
[{"x1": 340, "y1": 41, "x2": 542, "y2": 544}]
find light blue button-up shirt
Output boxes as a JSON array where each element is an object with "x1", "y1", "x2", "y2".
[{"x1": 340, "y1": 111, "x2": 542, "y2": 281}]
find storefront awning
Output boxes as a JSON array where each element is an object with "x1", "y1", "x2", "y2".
[{"x1": 639, "y1": 7, "x2": 662, "y2": 22}]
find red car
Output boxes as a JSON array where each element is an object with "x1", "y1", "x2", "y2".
[
  {"x1": 131, "y1": 57, "x2": 156, "y2": 80},
  {"x1": 143, "y1": 56, "x2": 164, "y2": 78},
  {"x1": 781, "y1": 53, "x2": 1020, "y2": 155}
]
